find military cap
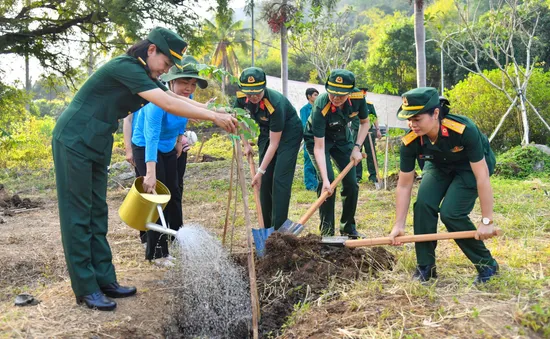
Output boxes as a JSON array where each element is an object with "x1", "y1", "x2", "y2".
[
  {"x1": 397, "y1": 87, "x2": 440, "y2": 120},
  {"x1": 325, "y1": 69, "x2": 355, "y2": 96},
  {"x1": 239, "y1": 67, "x2": 266, "y2": 94},
  {"x1": 160, "y1": 56, "x2": 208, "y2": 89},
  {"x1": 147, "y1": 27, "x2": 188, "y2": 68}
]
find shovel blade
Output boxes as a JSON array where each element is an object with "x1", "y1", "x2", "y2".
[
  {"x1": 320, "y1": 236, "x2": 348, "y2": 247},
  {"x1": 278, "y1": 219, "x2": 303, "y2": 234},
  {"x1": 252, "y1": 227, "x2": 275, "y2": 257}
]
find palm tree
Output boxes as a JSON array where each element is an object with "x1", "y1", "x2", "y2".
[
  {"x1": 202, "y1": 15, "x2": 251, "y2": 93},
  {"x1": 412, "y1": 0, "x2": 426, "y2": 87}
]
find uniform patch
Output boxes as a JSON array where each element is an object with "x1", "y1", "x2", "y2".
[
  {"x1": 348, "y1": 111, "x2": 359, "y2": 118},
  {"x1": 263, "y1": 98, "x2": 275, "y2": 114},
  {"x1": 336, "y1": 76, "x2": 343, "y2": 83},
  {"x1": 248, "y1": 76, "x2": 255, "y2": 83},
  {"x1": 236, "y1": 91, "x2": 246, "y2": 98},
  {"x1": 451, "y1": 146, "x2": 464, "y2": 153},
  {"x1": 402, "y1": 131, "x2": 418, "y2": 146},
  {"x1": 442, "y1": 118, "x2": 466, "y2": 134},
  {"x1": 321, "y1": 102, "x2": 331, "y2": 116},
  {"x1": 349, "y1": 92, "x2": 365, "y2": 100}
]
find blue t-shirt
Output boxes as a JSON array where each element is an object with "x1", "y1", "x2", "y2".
[
  {"x1": 299, "y1": 102, "x2": 312, "y2": 128},
  {"x1": 132, "y1": 103, "x2": 188, "y2": 162}
]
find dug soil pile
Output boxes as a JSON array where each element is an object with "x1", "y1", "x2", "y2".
[
  {"x1": 253, "y1": 232, "x2": 396, "y2": 337},
  {"x1": 0, "y1": 184, "x2": 42, "y2": 215}
]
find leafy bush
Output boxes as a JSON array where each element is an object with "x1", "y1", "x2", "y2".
[
  {"x1": 0, "y1": 116, "x2": 55, "y2": 172},
  {"x1": 33, "y1": 98, "x2": 69, "y2": 118},
  {"x1": 494, "y1": 145, "x2": 550, "y2": 179},
  {"x1": 447, "y1": 67, "x2": 550, "y2": 150}
]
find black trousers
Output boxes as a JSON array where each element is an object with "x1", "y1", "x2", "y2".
[
  {"x1": 174, "y1": 151, "x2": 188, "y2": 221},
  {"x1": 132, "y1": 144, "x2": 182, "y2": 260}
]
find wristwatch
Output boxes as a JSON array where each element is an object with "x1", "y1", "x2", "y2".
[
  {"x1": 354, "y1": 143, "x2": 361, "y2": 149},
  {"x1": 481, "y1": 217, "x2": 493, "y2": 225}
]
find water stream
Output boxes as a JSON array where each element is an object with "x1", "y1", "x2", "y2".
[{"x1": 167, "y1": 224, "x2": 251, "y2": 338}]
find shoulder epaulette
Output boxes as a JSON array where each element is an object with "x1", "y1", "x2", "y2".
[
  {"x1": 402, "y1": 131, "x2": 419, "y2": 146},
  {"x1": 366, "y1": 101, "x2": 373, "y2": 105},
  {"x1": 263, "y1": 98, "x2": 275, "y2": 114},
  {"x1": 321, "y1": 102, "x2": 331, "y2": 116},
  {"x1": 442, "y1": 118, "x2": 466, "y2": 134},
  {"x1": 236, "y1": 91, "x2": 246, "y2": 98},
  {"x1": 350, "y1": 92, "x2": 365, "y2": 100}
]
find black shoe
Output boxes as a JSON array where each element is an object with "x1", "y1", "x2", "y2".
[
  {"x1": 100, "y1": 282, "x2": 137, "y2": 298},
  {"x1": 76, "y1": 291, "x2": 116, "y2": 311},
  {"x1": 340, "y1": 228, "x2": 363, "y2": 239},
  {"x1": 474, "y1": 262, "x2": 499, "y2": 284},
  {"x1": 413, "y1": 265, "x2": 437, "y2": 282}
]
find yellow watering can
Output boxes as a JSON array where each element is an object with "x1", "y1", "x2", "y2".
[{"x1": 118, "y1": 177, "x2": 174, "y2": 234}]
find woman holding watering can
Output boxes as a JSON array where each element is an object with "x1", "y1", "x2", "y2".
[
  {"x1": 52, "y1": 27, "x2": 237, "y2": 311},
  {"x1": 234, "y1": 67, "x2": 302, "y2": 230},
  {"x1": 388, "y1": 87, "x2": 498, "y2": 284},
  {"x1": 131, "y1": 56, "x2": 209, "y2": 267}
]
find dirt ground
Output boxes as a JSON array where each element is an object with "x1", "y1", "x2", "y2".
[
  {"x1": 1, "y1": 165, "x2": 549, "y2": 338},
  {"x1": 0, "y1": 192, "x2": 173, "y2": 338}
]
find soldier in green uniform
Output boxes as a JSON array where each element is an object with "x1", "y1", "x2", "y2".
[
  {"x1": 303, "y1": 69, "x2": 370, "y2": 237},
  {"x1": 235, "y1": 67, "x2": 302, "y2": 230},
  {"x1": 52, "y1": 27, "x2": 237, "y2": 311},
  {"x1": 350, "y1": 87, "x2": 382, "y2": 183},
  {"x1": 388, "y1": 87, "x2": 499, "y2": 283}
]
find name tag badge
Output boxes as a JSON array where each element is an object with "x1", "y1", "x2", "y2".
[
  {"x1": 451, "y1": 146, "x2": 464, "y2": 153},
  {"x1": 419, "y1": 154, "x2": 434, "y2": 160},
  {"x1": 260, "y1": 116, "x2": 269, "y2": 121},
  {"x1": 329, "y1": 121, "x2": 341, "y2": 127}
]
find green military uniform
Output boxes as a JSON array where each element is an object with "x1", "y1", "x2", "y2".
[
  {"x1": 303, "y1": 70, "x2": 369, "y2": 236},
  {"x1": 234, "y1": 67, "x2": 302, "y2": 230},
  {"x1": 52, "y1": 28, "x2": 187, "y2": 297},
  {"x1": 398, "y1": 87, "x2": 497, "y2": 273},
  {"x1": 351, "y1": 100, "x2": 378, "y2": 182}
]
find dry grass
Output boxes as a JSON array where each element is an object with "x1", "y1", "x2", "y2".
[{"x1": 0, "y1": 154, "x2": 549, "y2": 338}]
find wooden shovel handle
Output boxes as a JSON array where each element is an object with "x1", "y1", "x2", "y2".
[
  {"x1": 344, "y1": 228, "x2": 503, "y2": 248},
  {"x1": 367, "y1": 132, "x2": 381, "y2": 181},
  {"x1": 247, "y1": 153, "x2": 265, "y2": 228},
  {"x1": 298, "y1": 155, "x2": 363, "y2": 225}
]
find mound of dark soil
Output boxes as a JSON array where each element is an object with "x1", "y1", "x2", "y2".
[
  {"x1": 254, "y1": 232, "x2": 395, "y2": 337},
  {"x1": 0, "y1": 185, "x2": 42, "y2": 213},
  {"x1": 187, "y1": 154, "x2": 225, "y2": 163}
]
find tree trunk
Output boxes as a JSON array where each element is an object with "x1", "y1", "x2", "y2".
[
  {"x1": 88, "y1": 33, "x2": 94, "y2": 76},
  {"x1": 251, "y1": 0, "x2": 255, "y2": 67},
  {"x1": 25, "y1": 53, "x2": 31, "y2": 92},
  {"x1": 280, "y1": 0, "x2": 289, "y2": 96},
  {"x1": 414, "y1": 0, "x2": 426, "y2": 87}
]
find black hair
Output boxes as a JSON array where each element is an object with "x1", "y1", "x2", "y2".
[
  {"x1": 423, "y1": 105, "x2": 445, "y2": 121},
  {"x1": 126, "y1": 40, "x2": 153, "y2": 62},
  {"x1": 305, "y1": 87, "x2": 319, "y2": 99}
]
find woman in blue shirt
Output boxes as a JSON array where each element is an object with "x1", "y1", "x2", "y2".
[{"x1": 131, "y1": 56, "x2": 208, "y2": 265}]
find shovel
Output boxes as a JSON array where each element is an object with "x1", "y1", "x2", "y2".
[
  {"x1": 321, "y1": 228, "x2": 503, "y2": 247},
  {"x1": 247, "y1": 153, "x2": 274, "y2": 257},
  {"x1": 367, "y1": 132, "x2": 382, "y2": 190},
  {"x1": 279, "y1": 155, "x2": 365, "y2": 235}
]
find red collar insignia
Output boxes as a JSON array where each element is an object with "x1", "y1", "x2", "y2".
[
  {"x1": 331, "y1": 104, "x2": 337, "y2": 113},
  {"x1": 441, "y1": 125, "x2": 449, "y2": 137},
  {"x1": 260, "y1": 100, "x2": 265, "y2": 110}
]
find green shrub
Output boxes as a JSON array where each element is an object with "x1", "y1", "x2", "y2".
[
  {"x1": 494, "y1": 145, "x2": 550, "y2": 179},
  {"x1": 0, "y1": 116, "x2": 55, "y2": 172}
]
